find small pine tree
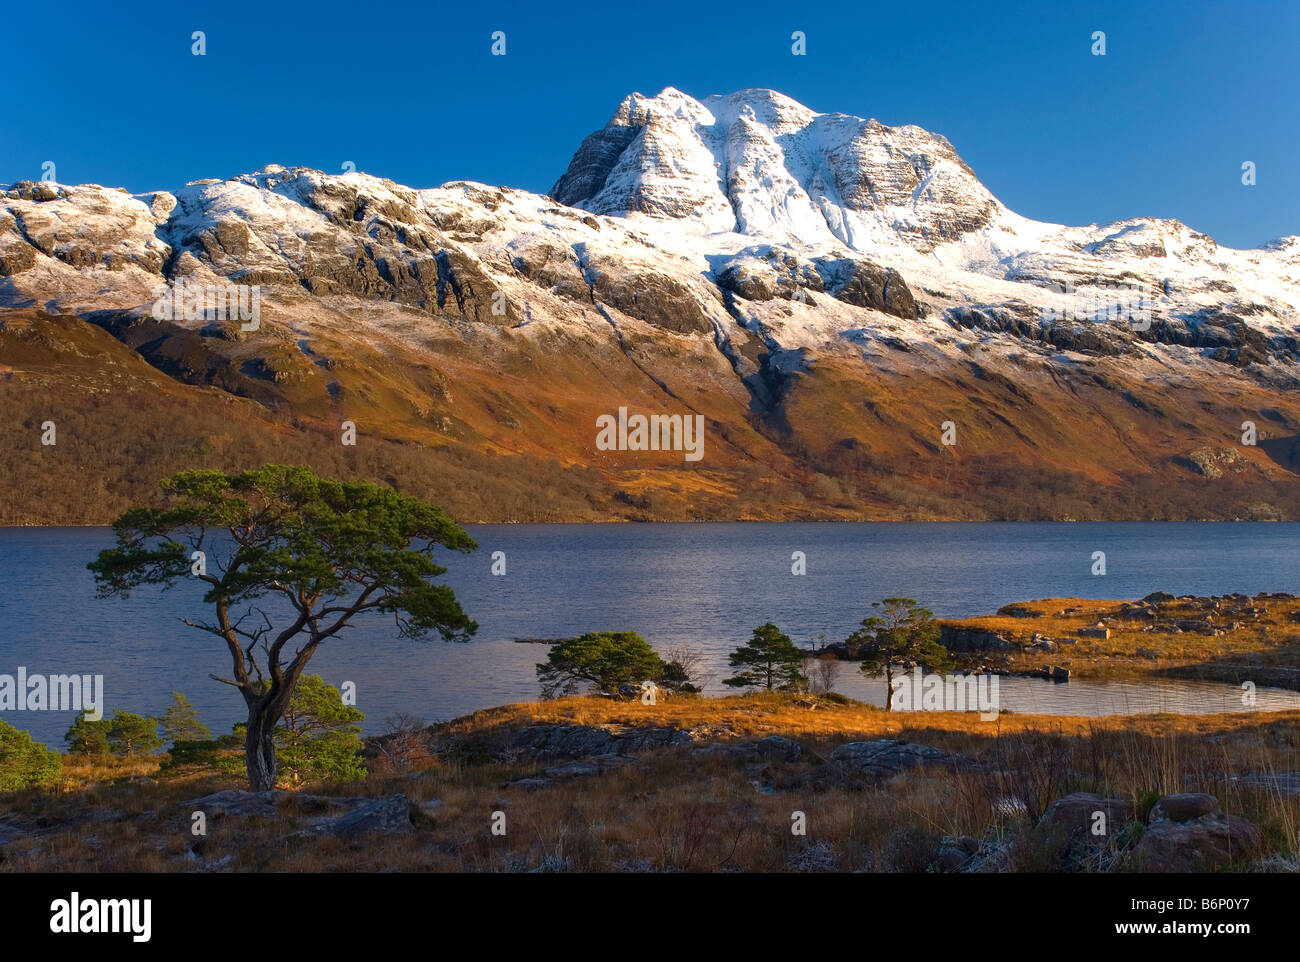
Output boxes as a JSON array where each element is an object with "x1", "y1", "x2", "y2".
[
  {"x1": 0, "y1": 719, "x2": 62, "y2": 791},
  {"x1": 159, "y1": 692, "x2": 210, "y2": 746},
  {"x1": 723, "y1": 623, "x2": 807, "y2": 691},
  {"x1": 848, "y1": 598, "x2": 953, "y2": 710},
  {"x1": 105, "y1": 711, "x2": 164, "y2": 756},
  {"x1": 273, "y1": 675, "x2": 366, "y2": 785},
  {"x1": 65, "y1": 711, "x2": 111, "y2": 755}
]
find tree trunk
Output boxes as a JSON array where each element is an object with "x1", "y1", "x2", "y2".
[
  {"x1": 245, "y1": 709, "x2": 278, "y2": 791},
  {"x1": 883, "y1": 665, "x2": 893, "y2": 711},
  {"x1": 240, "y1": 639, "x2": 321, "y2": 790}
]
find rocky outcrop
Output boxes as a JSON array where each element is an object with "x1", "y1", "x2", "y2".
[
  {"x1": 816, "y1": 257, "x2": 918, "y2": 319},
  {"x1": 828, "y1": 739, "x2": 956, "y2": 779},
  {"x1": 506, "y1": 753, "x2": 635, "y2": 789},
  {"x1": 320, "y1": 795, "x2": 413, "y2": 839},
  {"x1": 948, "y1": 301, "x2": 1295, "y2": 365},
  {"x1": 551, "y1": 125, "x2": 641, "y2": 208},
  {"x1": 579, "y1": 251, "x2": 715, "y2": 334},
  {"x1": 939, "y1": 625, "x2": 1014, "y2": 652},
  {"x1": 182, "y1": 789, "x2": 279, "y2": 818},
  {"x1": 715, "y1": 248, "x2": 825, "y2": 303},
  {"x1": 178, "y1": 788, "x2": 415, "y2": 839},
  {"x1": 1228, "y1": 771, "x2": 1300, "y2": 796},
  {"x1": 1174, "y1": 447, "x2": 1245, "y2": 479},
  {"x1": 506, "y1": 723, "x2": 696, "y2": 759}
]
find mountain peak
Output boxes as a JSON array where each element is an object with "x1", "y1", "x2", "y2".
[{"x1": 552, "y1": 87, "x2": 999, "y2": 251}]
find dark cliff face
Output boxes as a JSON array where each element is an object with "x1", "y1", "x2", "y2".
[{"x1": 551, "y1": 125, "x2": 640, "y2": 208}]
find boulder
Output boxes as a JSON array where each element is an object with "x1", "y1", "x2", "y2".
[
  {"x1": 1135, "y1": 800, "x2": 1262, "y2": 872},
  {"x1": 940, "y1": 625, "x2": 1013, "y2": 652},
  {"x1": 324, "y1": 795, "x2": 413, "y2": 839},
  {"x1": 1126, "y1": 792, "x2": 1264, "y2": 871},
  {"x1": 1039, "y1": 792, "x2": 1137, "y2": 838},
  {"x1": 817, "y1": 257, "x2": 919, "y2": 320},
  {"x1": 934, "y1": 842, "x2": 971, "y2": 872},
  {"x1": 1149, "y1": 792, "x2": 1220, "y2": 824}
]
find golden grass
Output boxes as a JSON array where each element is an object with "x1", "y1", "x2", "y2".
[
  {"x1": 442, "y1": 690, "x2": 1299, "y2": 742},
  {"x1": 944, "y1": 595, "x2": 1300, "y2": 684},
  {"x1": 4, "y1": 693, "x2": 1297, "y2": 873}
]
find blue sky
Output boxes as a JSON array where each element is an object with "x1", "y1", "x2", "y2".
[{"x1": 2, "y1": 0, "x2": 1296, "y2": 248}]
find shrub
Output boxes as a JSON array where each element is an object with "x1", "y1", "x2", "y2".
[{"x1": 0, "y1": 719, "x2": 62, "y2": 791}]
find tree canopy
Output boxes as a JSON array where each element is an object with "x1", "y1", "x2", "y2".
[
  {"x1": 536, "y1": 631, "x2": 689, "y2": 699},
  {"x1": 88, "y1": 464, "x2": 477, "y2": 789},
  {"x1": 65, "y1": 709, "x2": 164, "y2": 756}
]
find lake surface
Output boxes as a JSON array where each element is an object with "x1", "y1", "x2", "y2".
[{"x1": 2, "y1": 523, "x2": 1299, "y2": 747}]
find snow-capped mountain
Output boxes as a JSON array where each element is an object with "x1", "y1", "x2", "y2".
[
  {"x1": 2, "y1": 87, "x2": 1299, "y2": 524},
  {"x1": 551, "y1": 86, "x2": 1298, "y2": 351},
  {"x1": 554, "y1": 87, "x2": 1002, "y2": 252}
]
